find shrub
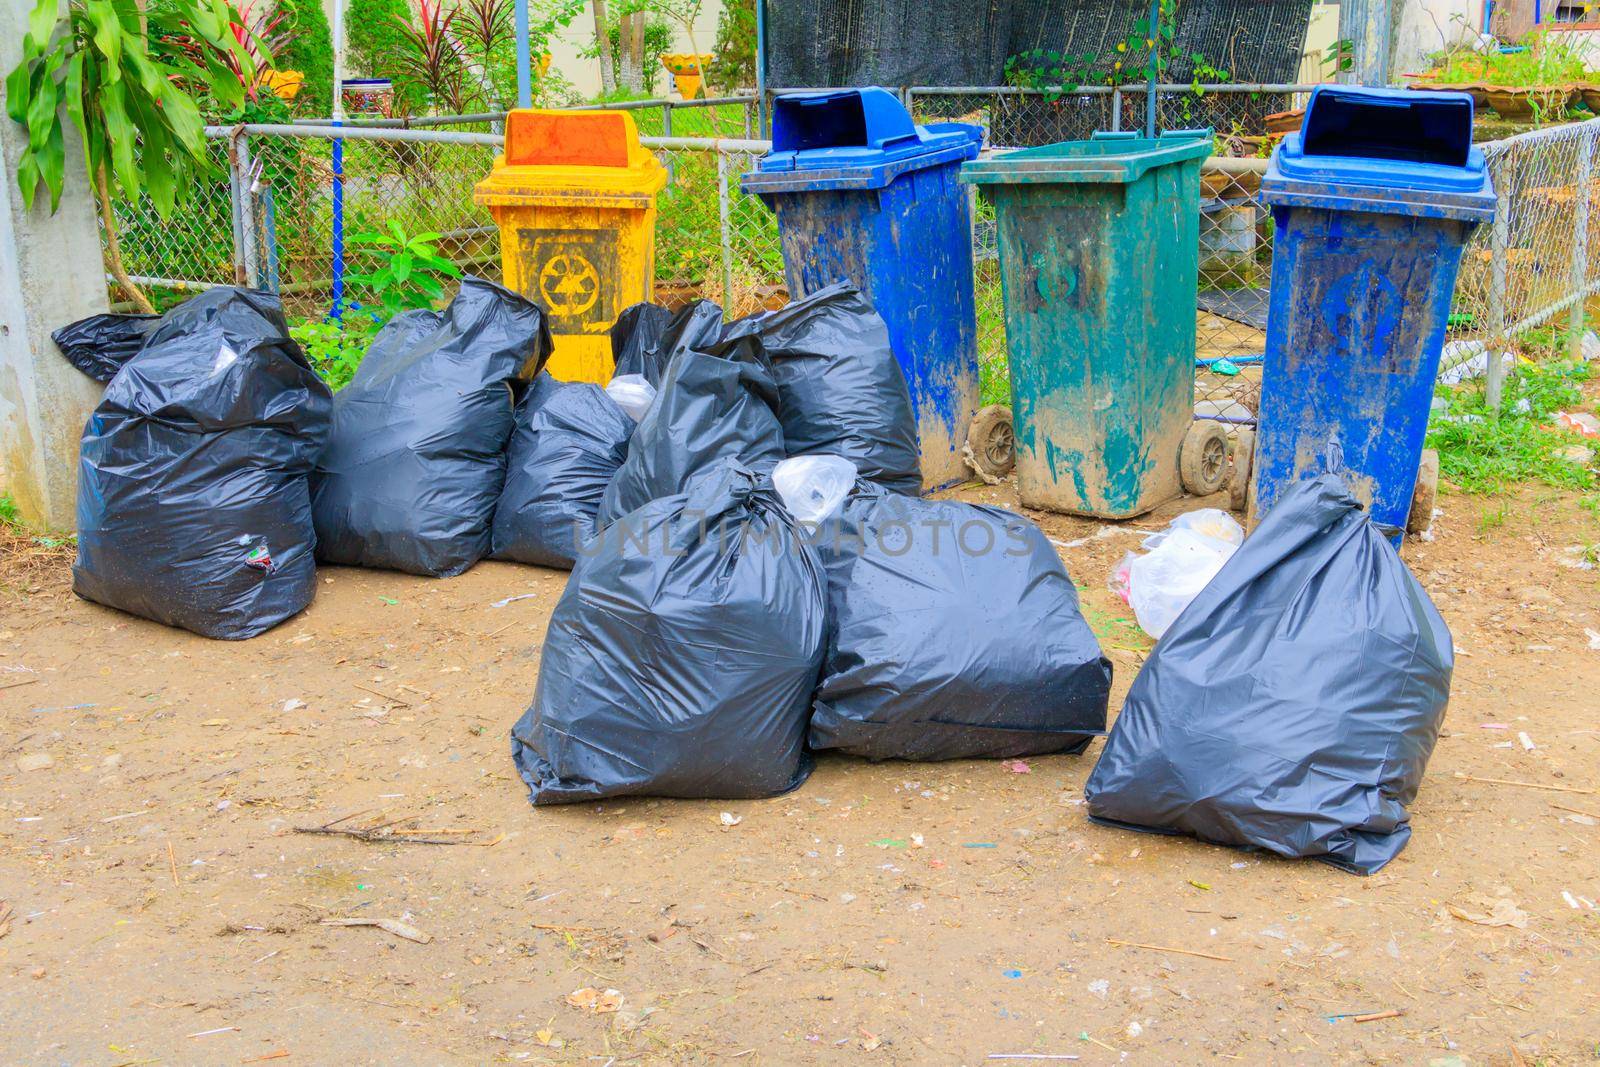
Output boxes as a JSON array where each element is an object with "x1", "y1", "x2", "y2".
[
  {"x1": 708, "y1": 0, "x2": 755, "y2": 93},
  {"x1": 272, "y1": 0, "x2": 335, "y2": 115}
]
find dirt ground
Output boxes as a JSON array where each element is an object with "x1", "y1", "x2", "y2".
[{"x1": 2, "y1": 478, "x2": 1598, "y2": 1066}]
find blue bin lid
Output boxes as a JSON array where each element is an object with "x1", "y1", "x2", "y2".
[
  {"x1": 1262, "y1": 85, "x2": 1495, "y2": 222},
  {"x1": 741, "y1": 88, "x2": 983, "y2": 193}
]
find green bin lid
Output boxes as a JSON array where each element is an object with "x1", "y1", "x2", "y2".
[{"x1": 960, "y1": 130, "x2": 1212, "y2": 186}]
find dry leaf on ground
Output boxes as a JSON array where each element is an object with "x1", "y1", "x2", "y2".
[
  {"x1": 1447, "y1": 899, "x2": 1530, "y2": 929},
  {"x1": 565, "y1": 986, "x2": 623, "y2": 1014}
]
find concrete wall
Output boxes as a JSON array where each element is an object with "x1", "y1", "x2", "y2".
[
  {"x1": 1391, "y1": 0, "x2": 1484, "y2": 75},
  {"x1": 0, "y1": 0, "x2": 107, "y2": 531}
]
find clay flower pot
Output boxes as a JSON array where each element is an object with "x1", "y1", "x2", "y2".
[
  {"x1": 1484, "y1": 84, "x2": 1577, "y2": 120},
  {"x1": 1406, "y1": 81, "x2": 1492, "y2": 108},
  {"x1": 660, "y1": 53, "x2": 713, "y2": 99},
  {"x1": 342, "y1": 78, "x2": 394, "y2": 116},
  {"x1": 1263, "y1": 108, "x2": 1303, "y2": 135}
]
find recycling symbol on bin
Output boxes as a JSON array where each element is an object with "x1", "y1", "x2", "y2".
[
  {"x1": 538, "y1": 253, "x2": 601, "y2": 318},
  {"x1": 518, "y1": 228, "x2": 618, "y2": 334}
]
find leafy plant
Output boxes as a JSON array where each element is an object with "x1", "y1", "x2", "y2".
[
  {"x1": 345, "y1": 222, "x2": 463, "y2": 317},
  {"x1": 1430, "y1": 30, "x2": 1597, "y2": 86},
  {"x1": 150, "y1": 0, "x2": 286, "y2": 107},
  {"x1": 346, "y1": 0, "x2": 414, "y2": 80},
  {"x1": 619, "y1": 0, "x2": 708, "y2": 91},
  {"x1": 1427, "y1": 355, "x2": 1597, "y2": 494},
  {"x1": 394, "y1": 0, "x2": 468, "y2": 114},
  {"x1": 707, "y1": 0, "x2": 755, "y2": 92},
  {"x1": 6, "y1": 0, "x2": 259, "y2": 312},
  {"x1": 453, "y1": 0, "x2": 515, "y2": 107},
  {"x1": 1004, "y1": 0, "x2": 1227, "y2": 104},
  {"x1": 601, "y1": 16, "x2": 675, "y2": 93},
  {"x1": 270, "y1": 0, "x2": 334, "y2": 115},
  {"x1": 291, "y1": 317, "x2": 376, "y2": 390},
  {"x1": 1323, "y1": 38, "x2": 1354, "y2": 78},
  {"x1": 0, "y1": 493, "x2": 19, "y2": 528}
]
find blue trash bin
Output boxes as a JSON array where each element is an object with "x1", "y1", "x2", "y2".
[
  {"x1": 1252, "y1": 85, "x2": 1495, "y2": 540},
  {"x1": 741, "y1": 88, "x2": 984, "y2": 491}
]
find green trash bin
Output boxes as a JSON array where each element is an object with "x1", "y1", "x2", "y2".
[{"x1": 961, "y1": 131, "x2": 1225, "y2": 519}]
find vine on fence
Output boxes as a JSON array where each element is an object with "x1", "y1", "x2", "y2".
[{"x1": 1003, "y1": 0, "x2": 1229, "y2": 104}]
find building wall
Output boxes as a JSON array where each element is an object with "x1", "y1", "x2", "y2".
[
  {"x1": 1391, "y1": 0, "x2": 1485, "y2": 75},
  {"x1": 1296, "y1": 1, "x2": 1342, "y2": 83}
]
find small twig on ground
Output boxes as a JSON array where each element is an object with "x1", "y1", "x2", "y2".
[
  {"x1": 1551, "y1": 802, "x2": 1600, "y2": 820},
  {"x1": 240, "y1": 1050, "x2": 290, "y2": 1063},
  {"x1": 1106, "y1": 937, "x2": 1234, "y2": 962},
  {"x1": 0, "y1": 677, "x2": 40, "y2": 692},
  {"x1": 1081, "y1": 1034, "x2": 1123, "y2": 1055},
  {"x1": 353, "y1": 683, "x2": 411, "y2": 707},
  {"x1": 1352, "y1": 1009, "x2": 1403, "y2": 1023},
  {"x1": 1454, "y1": 772, "x2": 1596, "y2": 796},
  {"x1": 167, "y1": 841, "x2": 179, "y2": 888},
  {"x1": 293, "y1": 813, "x2": 488, "y2": 846}
]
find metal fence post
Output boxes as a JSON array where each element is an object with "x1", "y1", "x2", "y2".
[
  {"x1": 1487, "y1": 180, "x2": 1512, "y2": 411},
  {"x1": 227, "y1": 133, "x2": 247, "y2": 286},
  {"x1": 1571, "y1": 130, "x2": 1593, "y2": 359},
  {"x1": 717, "y1": 149, "x2": 734, "y2": 307},
  {"x1": 1110, "y1": 87, "x2": 1122, "y2": 132},
  {"x1": 237, "y1": 132, "x2": 260, "y2": 290}
]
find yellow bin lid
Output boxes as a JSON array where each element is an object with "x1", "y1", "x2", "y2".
[{"x1": 475, "y1": 109, "x2": 668, "y2": 209}]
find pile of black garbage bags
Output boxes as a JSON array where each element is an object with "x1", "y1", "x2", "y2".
[
  {"x1": 63, "y1": 279, "x2": 1452, "y2": 874},
  {"x1": 509, "y1": 280, "x2": 1114, "y2": 801}
]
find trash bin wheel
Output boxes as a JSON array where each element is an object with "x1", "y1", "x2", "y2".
[
  {"x1": 1228, "y1": 427, "x2": 1255, "y2": 514},
  {"x1": 1180, "y1": 420, "x2": 1231, "y2": 497},
  {"x1": 965, "y1": 404, "x2": 1016, "y2": 481},
  {"x1": 1408, "y1": 449, "x2": 1440, "y2": 536}
]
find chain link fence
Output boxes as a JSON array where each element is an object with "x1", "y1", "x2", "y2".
[
  {"x1": 1450, "y1": 118, "x2": 1600, "y2": 404},
  {"x1": 904, "y1": 84, "x2": 1312, "y2": 147},
  {"x1": 103, "y1": 93, "x2": 1600, "y2": 429}
]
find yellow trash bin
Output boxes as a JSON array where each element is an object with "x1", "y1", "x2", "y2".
[{"x1": 475, "y1": 109, "x2": 668, "y2": 383}]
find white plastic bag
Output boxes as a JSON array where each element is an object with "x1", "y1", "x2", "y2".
[
  {"x1": 772, "y1": 454, "x2": 857, "y2": 525},
  {"x1": 1111, "y1": 508, "x2": 1245, "y2": 640},
  {"x1": 604, "y1": 374, "x2": 657, "y2": 423}
]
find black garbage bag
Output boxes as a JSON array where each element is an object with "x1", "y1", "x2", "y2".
[
  {"x1": 610, "y1": 299, "x2": 724, "y2": 385},
  {"x1": 723, "y1": 283, "x2": 922, "y2": 495},
  {"x1": 312, "y1": 278, "x2": 550, "y2": 577},
  {"x1": 511, "y1": 460, "x2": 828, "y2": 803},
  {"x1": 490, "y1": 372, "x2": 634, "y2": 569},
  {"x1": 72, "y1": 287, "x2": 332, "y2": 640},
  {"x1": 807, "y1": 482, "x2": 1111, "y2": 760},
  {"x1": 51, "y1": 312, "x2": 161, "y2": 382},
  {"x1": 597, "y1": 334, "x2": 784, "y2": 525},
  {"x1": 1084, "y1": 474, "x2": 1454, "y2": 875}
]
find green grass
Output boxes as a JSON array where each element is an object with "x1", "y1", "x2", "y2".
[
  {"x1": 1426, "y1": 351, "x2": 1597, "y2": 495},
  {"x1": 0, "y1": 492, "x2": 75, "y2": 550}
]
